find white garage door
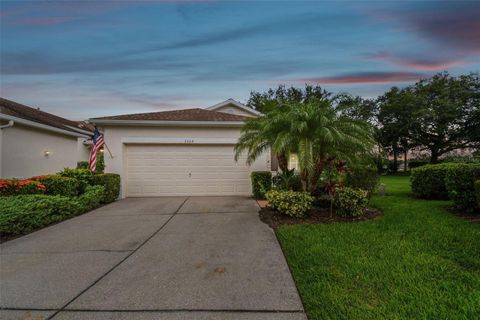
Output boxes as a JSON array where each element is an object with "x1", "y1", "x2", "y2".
[{"x1": 125, "y1": 144, "x2": 252, "y2": 197}]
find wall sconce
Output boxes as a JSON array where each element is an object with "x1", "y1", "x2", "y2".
[{"x1": 44, "y1": 150, "x2": 50, "y2": 157}]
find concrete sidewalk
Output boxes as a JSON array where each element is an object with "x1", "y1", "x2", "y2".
[{"x1": 0, "y1": 196, "x2": 306, "y2": 320}]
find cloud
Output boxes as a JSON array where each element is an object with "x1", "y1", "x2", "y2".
[
  {"x1": 365, "y1": 51, "x2": 465, "y2": 71},
  {"x1": 0, "y1": 51, "x2": 192, "y2": 75},
  {"x1": 368, "y1": 2, "x2": 480, "y2": 54},
  {"x1": 275, "y1": 71, "x2": 426, "y2": 85}
]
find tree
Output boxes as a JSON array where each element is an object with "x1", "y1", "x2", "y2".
[
  {"x1": 235, "y1": 98, "x2": 375, "y2": 193},
  {"x1": 377, "y1": 87, "x2": 417, "y2": 171},
  {"x1": 408, "y1": 72, "x2": 480, "y2": 163},
  {"x1": 246, "y1": 84, "x2": 331, "y2": 114}
]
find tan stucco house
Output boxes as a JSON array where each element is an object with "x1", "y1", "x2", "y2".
[
  {"x1": 0, "y1": 98, "x2": 92, "y2": 179},
  {"x1": 90, "y1": 99, "x2": 271, "y2": 198}
]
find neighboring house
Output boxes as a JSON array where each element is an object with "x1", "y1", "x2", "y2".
[
  {"x1": 0, "y1": 98, "x2": 92, "y2": 179},
  {"x1": 90, "y1": 99, "x2": 271, "y2": 198}
]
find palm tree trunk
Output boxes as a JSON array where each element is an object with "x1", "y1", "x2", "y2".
[{"x1": 277, "y1": 153, "x2": 289, "y2": 172}]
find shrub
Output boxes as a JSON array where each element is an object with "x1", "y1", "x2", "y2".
[
  {"x1": 59, "y1": 168, "x2": 94, "y2": 193},
  {"x1": 345, "y1": 166, "x2": 379, "y2": 195},
  {"x1": 0, "y1": 179, "x2": 45, "y2": 196},
  {"x1": 408, "y1": 159, "x2": 429, "y2": 169},
  {"x1": 410, "y1": 163, "x2": 460, "y2": 199},
  {"x1": 34, "y1": 175, "x2": 79, "y2": 197},
  {"x1": 77, "y1": 161, "x2": 89, "y2": 169},
  {"x1": 475, "y1": 180, "x2": 480, "y2": 209},
  {"x1": 273, "y1": 169, "x2": 302, "y2": 191},
  {"x1": 265, "y1": 190, "x2": 314, "y2": 218},
  {"x1": 77, "y1": 185, "x2": 105, "y2": 211},
  {"x1": 96, "y1": 152, "x2": 105, "y2": 173},
  {"x1": 251, "y1": 171, "x2": 272, "y2": 199},
  {"x1": 445, "y1": 164, "x2": 480, "y2": 213},
  {"x1": 0, "y1": 195, "x2": 81, "y2": 236},
  {"x1": 92, "y1": 173, "x2": 120, "y2": 203},
  {"x1": 334, "y1": 187, "x2": 369, "y2": 217}
]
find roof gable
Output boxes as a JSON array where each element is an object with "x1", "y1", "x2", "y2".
[{"x1": 206, "y1": 99, "x2": 261, "y2": 117}]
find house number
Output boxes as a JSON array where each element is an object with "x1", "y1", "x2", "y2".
[{"x1": 184, "y1": 139, "x2": 194, "y2": 144}]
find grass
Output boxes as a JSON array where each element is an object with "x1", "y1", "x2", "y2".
[{"x1": 277, "y1": 176, "x2": 480, "y2": 320}]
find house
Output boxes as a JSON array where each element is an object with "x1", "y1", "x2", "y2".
[
  {"x1": 0, "y1": 98, "x2": 92, "y2": 178},
  {"x1": 90, "y1": 99, "x2": 271, "y2": 198}
]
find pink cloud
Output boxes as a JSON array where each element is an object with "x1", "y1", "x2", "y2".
[
  {"x1": 274, "y1": 71, "x2": 425, "y2": 85},
  {"x1": 365, "y1": 51, "x2": 465, "y2": 71}
]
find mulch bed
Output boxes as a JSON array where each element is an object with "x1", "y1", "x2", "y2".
[
  {"x1": 259, "y1": 206, "x2": 383, "y2": 229},
  {"x1": 448, "y1": 208, "x2": 480, "y2": 223}
]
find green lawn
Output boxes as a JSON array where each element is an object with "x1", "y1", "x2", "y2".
[{"x1": 277, "y1": 176, "x2": 480, "y2": 320}]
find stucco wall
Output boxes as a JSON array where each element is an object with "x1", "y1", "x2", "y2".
[
  {"x1": 101, "y1": 125, "x2": 270, "y2": 198},
  {"x1": 1, "y1": 124, "x2": 88, "y2": 179}
]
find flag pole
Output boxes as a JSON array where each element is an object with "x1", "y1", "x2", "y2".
[{"x1": 103, "y1": 142, "x2": 114, "y2": 158}]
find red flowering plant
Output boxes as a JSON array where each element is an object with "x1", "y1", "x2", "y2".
[
  {"x1": 0, "y1": 178, "x2": 46, "y2": 196},
  {"x1": 318, "y1": 157, "x2": 347, "y2": 216}
]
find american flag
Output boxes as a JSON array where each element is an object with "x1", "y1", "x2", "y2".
[{"x1": 89, "y1": 127, "x2": 105, "y2": 172}]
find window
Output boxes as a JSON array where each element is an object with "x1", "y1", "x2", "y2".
[{"x1": 288, "y1": 154, "x2": 299, "y2": 171}]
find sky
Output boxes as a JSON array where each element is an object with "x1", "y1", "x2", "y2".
[{"x1": 0, "y1": 0, "x2": 479, "y2": 120}]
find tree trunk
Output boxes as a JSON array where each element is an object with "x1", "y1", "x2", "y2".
[
  {"x1": 430, "y1": 149, "x2": 439, "y2": 164},
  {"x1": 307, "y1": 158, "x2": 324, "y2": 194},
  {"x1": 276, "y1": 153, "x2": 289, "y2": 172},
  {"x1": 404, "y1": 149, "x2": 408, "y2": 171},
  {"x1": 393, "y1": 149, "x2": 398, "y2": 173}
]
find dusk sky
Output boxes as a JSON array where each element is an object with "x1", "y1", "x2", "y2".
[{"x1": 1, "y1": 0, "x2": 479, "y2": 120}]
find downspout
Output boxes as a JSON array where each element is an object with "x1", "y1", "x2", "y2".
[
  {"x1": 0, "y1": 120, "x2": 14, "y2": 129},
  {"x1": 0, "y1": 120, "x2": 14, "y2": 178}
]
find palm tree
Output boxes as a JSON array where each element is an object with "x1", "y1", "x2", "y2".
[
  {"x1": 235, "y1": 99, "x2": 375, "y2": 193},
  {"x1": 234, "y1": 103, "x2": 291, "y2": 171}
]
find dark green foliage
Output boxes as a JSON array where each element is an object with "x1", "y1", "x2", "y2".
[
  {"x1": 96, "y1": 152, "x2": 105, "y2": 173},
  {"x1": 273, "y1": 169, "x2": 302, "y2": 191},
  {"x1": 77, "y1": 185, "x2": 105, "y2": 211},
  {"x1": 333, "y1": 187, "x2": 369, "y2": 217},
  {"x1": 0, "y1": 185, "x2": 105, "y2": 237},
  {"x1": 345, "y1": 166, "x2": 379, "y2": 195},
  {"x1": 0, "y1": 195, "x2": 81, "y2": 236},
  {"x1": 92, "y1": 173, "x2": 120, "y2": 203},
  {"x1": 38, "y1": 175, "x2": 79, "y2": 197},
  {"x1": 251, "y1": 171, "x2": 272, "y2": 199},
  {"x1": 475, "y1": 180, "x2": 480, "y2": 208},
  {"x1": 77, "y1": 161, "x2": 89, "y2": 169},
  {"x1": 410, "y1": 163, "x2": 460, "y2": 199},
  {"x1": 445, "y1": 164, "x2": 480, "y2": 213},
  {"x1": 59, "y1": 168, "x2": 94, "y2": 193},
  {"x1": 408, "y1": 159, "x2": 429, "y2": 169}
]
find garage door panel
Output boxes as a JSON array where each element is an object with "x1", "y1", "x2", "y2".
[{"x1": 126, "y1": 145, "x2": 252, "y2": 197}]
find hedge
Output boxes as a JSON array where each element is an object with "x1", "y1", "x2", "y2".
[
  {"x1": 445, "y1": 164, "x2": 480, "y2": 213},
  {"x1": 410, "y1": 163, "x2": 460, "y2": 199},
  {"x1": 251, "y1": 171, "x2": 272, "y2": 199},
  {"x1": 408, "y1": 159, "x2": 429, "y2": 169},
  {"x1": 345, "y1": 166, "x2": 379, "y2": 195},
  {"x1": 92, "y1": 173, "x2": 120, "y2": 203},
  {"x1": 0, "y1": 179, "x2": 46, "y2": 196},
  {"x1": 35, "y1": 175, "x2": 79, "y2": 197},
  {"x1": 59, "y1": 168, "x2": 94, "y2": 193},
  {"x1": 0, "y1": 185, "x2": 105, "y2": 237}
]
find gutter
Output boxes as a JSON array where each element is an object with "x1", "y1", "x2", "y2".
[
  {"x1": 0, "y1": 113, "x2": 90, "y2": 138},
  {"x1": 0, "y1": 120, "x2": 14, "y2": 129},
  {"x1": 88, "y1": 119, "x2": 245, "y2": 127}
]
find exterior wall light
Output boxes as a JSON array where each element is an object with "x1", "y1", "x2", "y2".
[{"x1": 44, "y1": 150, "x2": 50, "y2": 157}]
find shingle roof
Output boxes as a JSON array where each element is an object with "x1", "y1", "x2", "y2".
[
  {"x1": 0, "y1": 97, "x2": 90, "y2": 135},
  {"x1": 91, "y1": 108, "x2": 248, "y2": 122}
]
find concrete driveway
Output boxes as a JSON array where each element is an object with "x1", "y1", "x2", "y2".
[{"x1": 0, "y1": 196, "x2": 306, "y2": 320}]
